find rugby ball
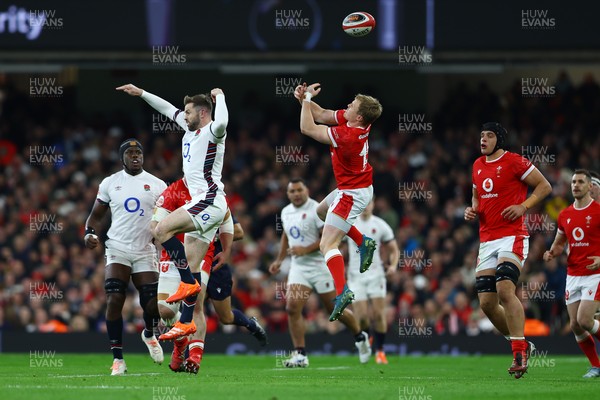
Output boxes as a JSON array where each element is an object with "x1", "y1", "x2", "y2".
[{"x1": 342, "y1": 12, "x2": 376, "y2": 37}]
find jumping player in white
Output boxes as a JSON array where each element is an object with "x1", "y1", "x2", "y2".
[
  {"x1": 84, "y1": 139, "x2": 167, "y2": 375},
  {"x1": 117, "y1": 84, "x2": 228, "y2": 340}
]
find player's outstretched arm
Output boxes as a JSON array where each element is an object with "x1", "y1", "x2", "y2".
[
  {"x1": 117, "y1": 83, "x2": 178, "y2": 120},
  {"x1": 294, "y1": 83, "x2": 336, "y2": 125},
  {"x1": 84, "y1": 199, "x2": 109, "y2": 249},
  {"x1": 543, "y1": 231, "x2": 567, "y2": 262},
  {"x1": 211, "y1": 88, "x2": 228, "y2": 141},
  {"x1": 300, "y1": 85, "x2": 332, "y2": 145}
]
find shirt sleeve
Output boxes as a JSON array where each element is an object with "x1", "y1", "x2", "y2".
[
  {"x1": 379, "y1": 218, "x2": 395, "y2": 243},
  {"x1": 513, "y1": 154, "x2": 535, "y2": 181},
  {"x1": 334, "y1": 109, "x2": 346, "y2": 125},
  {"x1": 97, "y1": 177, "x2": 110, "y2": 204},
  {"x1": 556, "y1": 211, "x2": 564, "y2": 235}
]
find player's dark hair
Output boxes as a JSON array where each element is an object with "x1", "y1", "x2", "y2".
[
  {"x1": 355, "y1": 94, "x2": 382, "y2": 126},
  {"x1": 183, "y1": 94, "x2": 213, "y2": 114},
  {"x1": 590, "y1": 170, "x2": 600, "y2": 180},
  {"x1": 574, "y1": 168, "x2": 592, "y2": 182},
  {"x1": 289, "y1": 177, "x2": 307, "y2": 186}
]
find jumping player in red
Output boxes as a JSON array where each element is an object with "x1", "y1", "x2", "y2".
[
  {"x1": 464, "y1": 122, "x2": 552, "y2": 378},
  {"x1": 296, "y1": 83, "x2": 382, "y2": 322},
  {"x1": 544, "y1": 169, "x2": 600, "y2": 378}
]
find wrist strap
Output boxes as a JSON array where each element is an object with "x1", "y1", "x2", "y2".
[{"x1": 303, "y1": 92, "x2": 312, "y2": 102}]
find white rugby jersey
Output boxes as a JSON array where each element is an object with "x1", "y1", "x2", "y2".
[
  {"x1": 173, "y1": 110, "x2": 226, "y2": 199},
  {"x1": 141, "y1": 91, "x2": 228, "y2": 200},
  {"x1": 347, "y1": 214, "x2": 395, "y2": 279},
  {"x1": 281, "y1": 198, "x2": 324, "y2": 269},
  {"x1": 97, "y1": 170, "x2": 166, "y2": 254}
]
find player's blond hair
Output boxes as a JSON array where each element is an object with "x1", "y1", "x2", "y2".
[
  {"x1": 355, "y1": 94, "x2": 382, "y2": 125},
  {"x1": 183, "y1": 94, "x2": 212, "y2": 114}
]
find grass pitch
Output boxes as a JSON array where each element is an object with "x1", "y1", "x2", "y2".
[{"x1": 0, "y1": 353, "x2": 595, "y2": 400}]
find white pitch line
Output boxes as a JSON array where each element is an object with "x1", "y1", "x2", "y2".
[
  {"x1": 5, "y1": 385, "x2": 146, "y2": 390},
  {"x1": 270, "y1": 366, "x2": 350, "y2": 371},
  {"x1": 49, "y1": 372, "x2": 162, "y2": 378}
]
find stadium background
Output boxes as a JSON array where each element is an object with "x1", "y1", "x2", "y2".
[{"x1": 1, "y1": 0, "x2": 599, "y2": 355}]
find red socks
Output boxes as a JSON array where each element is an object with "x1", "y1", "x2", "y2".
[
  {"x1": 325, "y1": 249, "x2": 346, "y2": 295},
  {"x1": 347, "y1": 226, "x2": 363, "y2": 246}
]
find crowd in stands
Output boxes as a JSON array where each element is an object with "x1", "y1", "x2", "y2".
[{"x1": 1, "y1": 70, "x2": 599, "y2": 338}]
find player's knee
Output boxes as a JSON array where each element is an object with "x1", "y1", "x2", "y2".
[
  {"x1": 139, "y1": 282, "x2": 158, "y2": 309},
  {"x1": 153, "y1": 222, "x2": 169, "y2": 242},
  {"x1": 157, "y1": 300, "x2": 178, "y2": 319},
  {"x1": 218, "y1": 312, "x2": 234, "y2": 325},
  {"x1": 570, "y1": 318, "x2": 583, "y2": 333},
  {"x1": 577, "y1": 316, "x2": 595, "y2": 332},
  {"x1": 285, "y1": 300, "x2": 303, "y2": 316},
  {"x1": 495, "y1": 262, "x2": 520, "y2": 287},
  {"x1": 105, "y1": 278, "x2": 127, "y2": 310}
]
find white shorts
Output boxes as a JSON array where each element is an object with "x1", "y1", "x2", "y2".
[
  {"x1": 183, "y1": 193, "x2": 227, "y2": 243},
  {"x1": 565, "y1": 274, "x2": 600, "y2": 305},
  {"x1": 105, "y1": 247, "x2": 158, "y2": 274},
  {"x1": 476, "y1": 235, "x2": 529, "y2": 272},
  {"x1": 347, "y1": 274, "x2": 386, "y2": 301},
  {"x1": 158, "y1": 261, "x2": 180, "y2": 295},
  {"x1": 323, "y1": 186, "x2": 373, "y2": 232},
  {"x1": 287, "y1": 264, "x2": 335, "y2": 294}
]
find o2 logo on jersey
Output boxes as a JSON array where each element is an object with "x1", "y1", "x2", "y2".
[
  {"x1": 572, "y1": 227, "x2": 585, "y2": 241},
  {"x1": 124, "y1": 197, "x2": 145, "y2": 216},
  {"x1": 183, "y1": 143, "x2": 191, "y2": 163},
  {"x1": 289, "y1": 226, "x2": 304, "y2": 242},
  {"x1": 482, "y1": 178, "x2": 494, "y2": 192}
]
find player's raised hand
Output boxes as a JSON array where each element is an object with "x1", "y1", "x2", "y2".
[
  {"x1": 294, "y1": 83, "x2": 306, "y2": 104},
  {"x1": 586, "y1": 256, "x2": 600, "y2": 271},
  {"x1": 116, "y1": 84, "x2": 143, "y2": 96},
  {"x1": 306, "y1": 83, "x2": 321, "y2": 98},
  {"x1": 211, "y1": 88, "x2": 224, "y2": 102},
  {"x1": 501, "y1": 204, "x2": 527, "y2": 221},
  {"x1": 268, "y1": 260, "x2": 282, "y2": 275},
  {"x1": 464, "y1": 205, "x2": 478, "y2": 221}
]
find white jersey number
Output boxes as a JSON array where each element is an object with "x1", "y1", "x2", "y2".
[{"x1": 359, "y1": 142, "x2": 369, "y2": 171}]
